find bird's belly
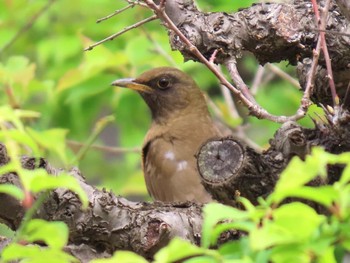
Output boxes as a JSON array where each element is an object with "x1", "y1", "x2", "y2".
[{"x1": 145, "y1": 153, "x2": 212, "y2": 203}]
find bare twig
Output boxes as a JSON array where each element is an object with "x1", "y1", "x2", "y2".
[
  {"x1": 301, "y1": 40, "x2": 322, "y2": 108},
  {"x1": 219, "y1": 84, "x2": 240, "y2": 119},
  {"x1": 142, "y1": 29, "x2": 177, "y2": 66},
  {"x1": 0, "y1": 0, "x2": 56, "y2": 54},
  {"x1": 251, "y1": 65, "x2": 265, "y2": 95},
  {"x1": 5, "y1": 84, "x2": 20, "y2": 109},
  {"x1": 67, "y1": 140, "x2": 140, "y2": 155},
  {"x1": 309, "y1": 28, "x2": 350, "y2": 37},
  {"x1": 159, "y1": 0, "x2": 167, "y2": 9},
  {"x1": 343, "y1": 81, "x2": 350, "y2": 108},
  {"x1": 209, "y1": 49, "x2": 220, "y2": 64},
  {"x1": 70, "y1": 116, "x2": 115, "y2": 165},
  {"x1": 266, "y1": 64, "x2": 300, "y2": 89},
  {"x1": 142, "y1": 0, "x2": 308, "y2": 123},
  {"x1": 84, "y1": 15, "x2": 157, "y2": 51},
  {"x1": 310, "y1": 0, "x2": 338, "y2": 105},
  {"x1": 126, "y1": 0, "x2": 148, "y2": 8},
  {"x1": 217, "y1": 66, "x2": 240, "y2": 119},
  {"x1": 96, "y1": 4, "x2": 135, "y2": 23},
  {"x1": 225, "y1": 60, "x2": 257, "y2": 103}
]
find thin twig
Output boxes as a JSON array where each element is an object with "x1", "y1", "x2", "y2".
[
  {"x1": 209, "y1": 49, "x2": 220, "y2": 64},
  {"x1": 266, "y1": 64, "x2": 300, "y2": 89},
  {"x1": 300, "y1": 39, "x2": 321, "y2": 109},
  {"x1": 85, "y1": 15, "x2": 157, "y2": 51},
  {"x1": 217, "y1": 65, "x2": 240, "y2": 119},
  {"x1": 142, "y1": 28, "x2": 177, "y2": 66},
  {"x1": 225, "y1": 60, "x2": 257, "y2": 103},
  {"x1": 67, "y1": 140, "x2": 140, "y2": 155},
  {"x1": 310, "y1": 0, "x2": 338, "y2": 105},
  {"x1": 251, "y1": 65, "x2": 265, "y2": 95},
  {"x1": 0, "y1": 0, "x2": 56, "y2": 54},
  {"x1": 70, "y1": 116, "x2": 115, "y2": 165},
  {"x1": 309, "y1": 28, "x2": 350, "y2": 37},
  {"x1": 342, "y1": 81, "x2": 350, "y2": 108},
  {"x1": 5, "y1": 84, "x2": 20, "y2": 109},
  {"x1": 204, "y1": 94, "x2": 226, "y2": 120},
  {"x1": 126, "y1": 0, "x2": 148, "y2": 7},
  {"x1": 96, "y1": 4, "x2": 135, "y2": 23},
  {"x1": 143, "y1": 0, "x2": 307, "y2": 123}
]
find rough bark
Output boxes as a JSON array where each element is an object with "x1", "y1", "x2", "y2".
[
  {"x1": 1, "y1": 110, "x2": 350, "y2": 260},
  {"x1": 0, "y1": 145, "x2": 207, "y2": 261},
  {"x1": 1, "y1": 0, "x2": 350, "y2": 261},
  {"x1": 163, "y1": 0, "x2": 350, "y2": 107}
]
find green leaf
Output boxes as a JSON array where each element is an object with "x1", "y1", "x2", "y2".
[
  {"x1": 0, "y1": 162, "x2": 16, "y2": 176},
  {"x1": 270, "y1": 147, "x2": 330, "y2": 204},
  {"x1": 183, "y1": 255, "x2": 218, "y2": 263},
  {"x1": 2, "y1": 243, "x2": 77, "y2": 263},
  {"x1": 20, "y1": 169, "x2": 88, "y2": 210},
  {"x1": 270, "y1": 244, "x2": 311, "y2": 263},
  {"x1": 218, "y1": 240, "x2": 246, "y2": 259},
  {"x1": 26, "y1": 127, "x2": 69, "y2": 165},
  {"x1": 339, "y1": 163, "x2": 350, "y2": 186},
  {"x1": 22, "y1": 219, "x2": 69, "y2": 249},
  {"x1": 250, "y1": 202, "x2": 325, "y2": 250},
  {"x1": 0, "y1": 129, "x2": 40, "y2": 156},
  {"x1": 276, "y1": 186, "x2": 338, "y2": 207},
  {"x1": 56, "y1": 34, "x2": 125, "y2": 92},
  {"x1": 154, "y1": 238, "x2": 205, "y2": 263},
  {"x1": 0, "y1": 56, "x2": 36, "y2": 86},
  {"x1": 91, "y1": 251, "x2": 148, "y2": 263},
  {"x1": 0, "y1": 106, "x2": 39, "y2": 132},
  {"x1": 202, "y1": 203, "x2": 249, "y2": 248},
  {"x1": 212, "y1": 221, "x2": 255, "y2": 246},
  {"x1": 0, "y1": 184, "x2": 24, "y2": 200},
  {"x1": 317, "y1": 246, "x2": 336, "y2": 263}
]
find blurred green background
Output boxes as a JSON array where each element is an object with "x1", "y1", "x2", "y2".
[{"x1": 0, "y1": 0, "x2": 321, "y2": 201}]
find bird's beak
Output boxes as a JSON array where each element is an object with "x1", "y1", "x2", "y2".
[{"x1": 111, "y1": 78, "x2": 153, "y2": 93}]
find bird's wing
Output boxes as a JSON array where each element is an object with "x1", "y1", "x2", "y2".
[{"x1": 142, "y1": 136, "x2": 211, "y2": 202}]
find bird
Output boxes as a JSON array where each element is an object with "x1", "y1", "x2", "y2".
[{"x1": 112, "y1": 67, "x2": 221, "y2": 203}]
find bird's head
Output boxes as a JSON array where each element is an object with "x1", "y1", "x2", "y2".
[{"x1": 112, "y1": 67, "x2": 207, "y2": 123}]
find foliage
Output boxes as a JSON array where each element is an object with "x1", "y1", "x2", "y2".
[
  {"x1": 110, "y1": 148, "x2": 350, "y2": 263},
  {"x1": 0, "y1": 0, "x2": 338, "y2": 262},
  {"x1": 0, "y1": 0, "x2": 319, "y2": 198}
]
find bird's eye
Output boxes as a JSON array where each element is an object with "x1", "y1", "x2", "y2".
[{"x1": 157, "y1": 77, "x2": 170, "y2": 89}]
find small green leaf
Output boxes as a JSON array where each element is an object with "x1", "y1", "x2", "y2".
[
  {"x1": 317, "y1": 246, "x2": 336, "y2": 263},
  {"x1": 270, "y1": 147, "x2": 330, "y2": 204},
  {"x1": 0, "y1": 56, "x2": 36, "y2": 87},
  {"x1": 250, "y1": 202, "x2": 325, "y2": 250},
  {"x1": 212, "y1": 221, "x2": 255, "y2": 245},
  {"x1": 202, "y1": 203, "x2": 249, "y2": 248},
  {"x1": 154, "y1": 238, "x2": 205, "y2": 263},
  {"x1": 0, "y1": 184, "x2": 24, "y2": 200},
  {"x1": 20, "y1": 169, "x2": 88, "y2": 210},
  {"x1": 26, "y1": 128, "x2": 69, "y2": 165},
  {"x1": 2, "y1": 243, "x2": 77, "y2": 263},
  {"x1": 23, "y1": 219, "x2": 68, "y2": 249},
  {"x1": 0, "y1": 162, "x2": 17, "y2": 176},
  {"x1": 339, "y1": 164, "x2": 350, "y2": 186},
  {"x1": 183, "y1": 255, "x2": 218, "y2": 263},
  {"x1": 0, "y1": 129, "x2": 40, "y2": 156},
  {"x1": 218, "y1": 240, "x2": 244, "y2": 257},
  {"x1": 0, "y1": 106, "x2": 39, "y2": 131},
  {"x1": 270, "y1": 244, "x2": 311, "y2": 263},
  {"x1": 283, "y1": 186, "x2": 338, "y2": 207},
  {"x1": 91, "y1": 251, "x2": 148, "y2": 263}
]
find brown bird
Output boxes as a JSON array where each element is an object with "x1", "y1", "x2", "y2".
[{"x1": 112, "y1": 67, "x2": 221, "y2": 203}]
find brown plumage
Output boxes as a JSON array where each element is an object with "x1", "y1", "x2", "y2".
[{"x1": 112, "y1": 67, "x2": 220, "y2": 202}]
